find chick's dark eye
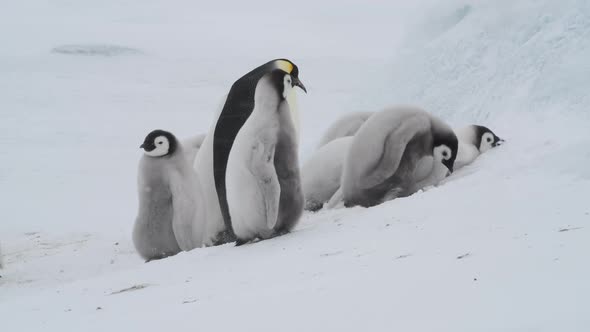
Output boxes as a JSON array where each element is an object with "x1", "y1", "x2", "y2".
[
  {"x1": 442, "y1": 152, "x2": 448, "y2": 157},
  {"x1": 158, "y1": 142, "x2": 163, "y2": 145},
  {"x1": 487, "y1": 138, "x2": 492, "y2": 142}
]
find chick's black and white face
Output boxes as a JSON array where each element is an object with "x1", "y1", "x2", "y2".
[
  {"x1": 479, "y1": 132, "x2": 495, "y2": 152},
  {"x1": 433, "y1": 142, "x2": 457, "y2": 173},
  {"x1": 474, "y1": 125, "x2": 504, "y2": 152},
  {"x1": 145, "y1": 136, "x2": 169, "y2": 157},
  {"x1": 140, "y1": 130, "x2": 176, "y2": 157},
  {"x1": 434, "y1": 144, "x2": 452, "y2": 163}
]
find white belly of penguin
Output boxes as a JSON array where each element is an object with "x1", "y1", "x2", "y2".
[
  {"x1": 226, "y1": 114, "x2": 279, "y2": 240},
  {"x1": 455, "y1": 141, "x2": 480, "y2": 170},
  {"x1": 226, "y1": 150, "x2": 268, "y2": 239}
]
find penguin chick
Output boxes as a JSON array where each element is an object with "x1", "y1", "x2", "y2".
[
  {"x1": 454, "y1": 125, "x2": 504, "y2": 170},
  {"x1": 133, "y1": 130, "x2": 206, "y2": 261},
  {"x1": 341, "y1": 106, "x2": 458, "y2": 208},
  {"x1": 319, "y1": 114, "x2": 504, "y2": 173}
]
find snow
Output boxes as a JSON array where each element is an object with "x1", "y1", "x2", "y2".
[{"x1": 1, "y1": 0, "x2": 590, "y2": 330}]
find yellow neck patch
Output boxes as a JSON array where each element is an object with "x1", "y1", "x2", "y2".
[{"x1": 275, "y1": 60, "x2": 294, "y2": 74}]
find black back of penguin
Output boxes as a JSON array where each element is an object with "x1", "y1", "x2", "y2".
[{"x1": 212, "y1": 59, "x2": 300, "y2": 237}]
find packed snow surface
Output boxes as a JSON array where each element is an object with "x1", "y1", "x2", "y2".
[{"x1": 1, "y1": 0, "x2": 589, "y2": 331}]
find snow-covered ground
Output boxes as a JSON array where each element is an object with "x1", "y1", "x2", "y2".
[{"x1": 1, "y1": 0, "x2": 589, "y2": 330}]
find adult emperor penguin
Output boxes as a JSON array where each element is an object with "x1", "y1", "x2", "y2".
[
  {"x1": 317, "y1": 111, "x2": 374, "y2": 148},
  {"x1": 193, "y1": 59, "x2": 306, "y2": 245},
  {"x1": 340, "y1": 106, "x2": 458, "y2": 208},
  {"x1": 133, "y1": 130, "x2": 206, "y2": 261},
  {"x1": 302, "y1": 136, "x2": 353, "y2": 211},
  {"x1": 225, "y1": 69, "x2": 305, "y2": 245},
  {"x1": 454, "y1": 125, "x2": 504, "y2": 170}
]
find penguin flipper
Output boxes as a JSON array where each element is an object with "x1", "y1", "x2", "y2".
[
  {"x1": 249, "y1": 140, "x2": 281, "y2": 230},
  {"x1": 235, "y1": 238, "x2": 249, "y2": 246},
  {"x1": 325, "y1": 187, "x2": 344, "y2": 209},
  {"x1": 350, "y1": 112, "x2": 430, "y2": 190}
]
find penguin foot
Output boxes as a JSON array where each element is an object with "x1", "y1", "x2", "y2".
[
  {"x1": 235, "y1": 238, "x2": 250, "y2": 246},
  {"x1": 304, "y1": 200, "x2": 323, "y2": 212},
  {"x1": 213, "y1": 230, "x2": 237, "y2": 246},
  {"x1": 145, "y1": 256, "x2": 164, "y2": 263},
  {"x1": 266, "y1": 228, "x2": 291, "y2": 240},
  {"x1": 274, "y1": 228, "x2": 291, "y2": 237}
]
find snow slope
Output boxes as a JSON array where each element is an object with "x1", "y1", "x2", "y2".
[{"x1": 1, "y1": 0, "x2": 589, "y2": 331}]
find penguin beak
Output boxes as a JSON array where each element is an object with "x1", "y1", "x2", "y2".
[
  {"x1": 494, "y1": 138, "x2": 505, "y2": 147},
  {"x1": 141, "y1": 142, "x2": 156, "y2": 152},
  {"x1": 292, "y1": 76, "x2": 307, "y2": 93}
]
